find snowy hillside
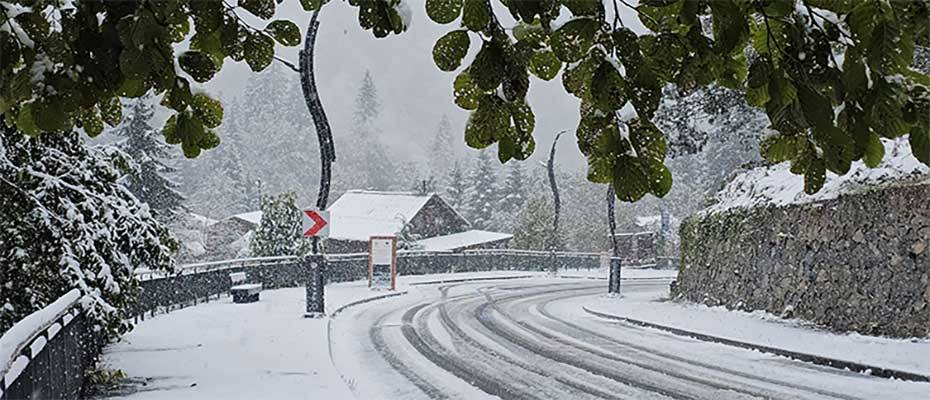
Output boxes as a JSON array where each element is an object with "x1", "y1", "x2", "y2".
[{"x1": 705, "y1": 137, "x2": 930, "y2": 214}]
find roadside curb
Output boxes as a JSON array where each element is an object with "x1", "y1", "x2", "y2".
[
  {"x1": 557, "y1": 275, "x2": 676, "y2": 281},
  {"x1": 582, "y1": 306, "x2": 930, "y2": 383},
  {"x1": 329, "y1": 291, "x2": 409, "y2": 317}
]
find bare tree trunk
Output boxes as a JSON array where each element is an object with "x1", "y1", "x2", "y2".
[
  {"x1": 298, "y1": 11, "x2": 335, "y2": 254},
  {"x1": 547, "y1": 131, "x2": 564, "y2": 275}
]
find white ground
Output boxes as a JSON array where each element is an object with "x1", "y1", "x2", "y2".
[
  {"x1": 584, "y1": 285, "x2": 930, "y2": 376},
  {"x1": 99, "y1": 272, "x2": 547, "y2": 399}
]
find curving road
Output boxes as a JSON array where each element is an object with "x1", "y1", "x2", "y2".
[{"x1": 330, "y1": 278, "x2": 928, "y2": 400}]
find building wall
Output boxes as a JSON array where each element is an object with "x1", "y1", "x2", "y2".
[{"x1": 676, "y1": 183, "x2": 930, "y2": 337}]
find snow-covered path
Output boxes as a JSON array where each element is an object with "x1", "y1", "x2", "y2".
[{"x1": 336, "y1": 279, "x2": 929, "y2": 399}]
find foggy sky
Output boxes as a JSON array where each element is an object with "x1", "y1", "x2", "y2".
[{"x1": 206, "y1": 1, "x2": 645, "y2": 170}]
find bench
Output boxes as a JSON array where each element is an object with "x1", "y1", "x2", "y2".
[{"x1": 230, "y1": 272, "x2": 262, "y2": 303}]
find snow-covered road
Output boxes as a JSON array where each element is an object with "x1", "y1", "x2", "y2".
[{"x1": 335, "y1": 278, "x2": 929, "y2": 400}]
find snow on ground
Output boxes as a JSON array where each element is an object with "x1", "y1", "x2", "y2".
[
  {"x1": 584, "y1": 286, "x2": 930, "y2": 376},
  {"x1": 99, "y1": 272, "x2": 538, "y2": 399},
  {"x1": 706, "y1": 137, "x2": 929, "y2": 214}
]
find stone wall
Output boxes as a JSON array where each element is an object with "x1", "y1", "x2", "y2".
[{"x1": 677, "y1": 183, "x2": 930, "y2": 337}]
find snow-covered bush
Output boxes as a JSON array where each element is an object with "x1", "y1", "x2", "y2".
[
  {"x1": 250, "y1": 192, "x2": 308, "y2": 257},
  {"x1": 0, "y1": 126, "x2": 176, "y2": 337}
]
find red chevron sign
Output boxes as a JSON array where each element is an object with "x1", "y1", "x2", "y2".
[{"x1": 301, "y1": 209, "x2": 330, "y2": 238}]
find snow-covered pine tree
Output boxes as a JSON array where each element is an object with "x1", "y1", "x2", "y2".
[
  {"x1": 335, "y1": 70, "x2": 395, "y2": 191},
  {"x1": 0, "y1": 125, "x2": 176, "y2": 337},
  {"x1": 500, "y1": 161, "x2": 528, "y2": 213},
  {"x1": 250, "y1": 192, "x2": 306, "y2": 257},
  {"x1": 428, "y1": 115, "x2": 455, "y2": 178},
  {"x1": 512, "y1": 196, "x2": 562, "y2": 251},
  {"x1": 465, "y1": 150, "x2": 499, "y2": 230},
  {"x1": 112, "y1": 95, "x2": 185, "y2": 222},
  {"x1": 444, "y1": 162, "x2": 468, "y2": 212}
]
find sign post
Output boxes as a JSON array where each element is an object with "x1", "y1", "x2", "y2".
[
  {"x1": 368, "y1": 236, "x2": 397, "y2": 291},
  {"x1": 303, "y1": 255, "x2": 325, "y2": 317},
  {"x1": 608, "y1": 257, "x2": 622, "y2": 295},
  {"x1": 301, "y1": 209, "x2": 330, "y2": 318}
]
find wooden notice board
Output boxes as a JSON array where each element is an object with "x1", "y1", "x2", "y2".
[{"x1": 368, "y1": 236, "x2": 397, "y2": 290}]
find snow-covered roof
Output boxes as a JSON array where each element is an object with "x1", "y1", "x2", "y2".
[
  {"x1": 705, "y1": 137, "x2": 929, "y2": 214},
  {"x1": 326, "y1": 190, "x2": 435, "y2": 241},
  {"x1": 415, "y1": 230, "x2": 513, "y2": 251},
  {"x1": 230, "y1": 211, "x2": 262, "y2": 225}
]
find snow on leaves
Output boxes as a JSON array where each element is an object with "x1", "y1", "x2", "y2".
[{"x1": 0, "y1": 125, "x2": 176, "y2": 337}]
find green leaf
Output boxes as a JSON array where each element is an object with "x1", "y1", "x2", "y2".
[
  {"x1": 462, "y1": 0, "x2": 490, "y2": 31},
  {"x1": 470, "y1": 40, "x2": 506, "y2": 90},
  {"x1": 299, "y1": 0, "x2": 328, "y2": 11},
  {"x1": 498, "y1": 101, "x2": 536, "y2": 162},
  {"x1": 709, "y1": 0, "x2": 749, "y2": 54},
  {"x1": 266, "y1": 20, "x2": 301, "y2": 46},
  {"x1": 426, "y1": 0, "x2": 464, "y2": 24},
  {"x1": 910, "y1": 124, "x2": 930, "y2": 166},
  {"x1": 551, "y1": 18, "x2": 598, "y2": 63},
  {"x1": 100, "y1": 97, "x2": 122, "y2": 127},
  {"x1": 34, "y1": 98, "x2": 71, "y2": 132},
  {"x1": 760, "y1": 134, "x2": 802, "y2": 162},
  {"x1": 465, "y1": 95, "x2": 508, "y2": 148},
  {"x1": 178, "y1": 51, "x2": 218, "y2": 82},
  {"x1": 433, "y1": 30, "x2": 470, "y2": 71},
  {"x1": 239, "y1": 0, "x2": 275, "y2": 19},
  {"x1": 562, "y1": 53, "x2": 600, "y2": 100},
  {"x1": 528, "y1": 50, "x2": 561, "y2": 81},
  {"x1": 803, "y1": 157, "x2": 826, "y2": 194},
  {"x1": 863, "y1": 132, "x2": 884, "y2": 168},
  {"x1": 563, "y1": 0, "x2": 604, "y2": 16},
  {"x1": 591, "y1": 61, "x2": 627, "y2": 111},
  {"x1": 161, "y1": 77, "x2": 192, "y2": 111},
  {"x1": 191, "y1": 93, "x2": 224, "y2": 128},
  {"x1": 629, "y1": 119, "x2": 667, "y2": 161},
  {"x1": 119, "y1": 49, "x2": 151, "y2": 79},
  {"x1": 747, "y1": 58, "x2": 772, "y2": 106},
  {"x1": 14, "y1": 102, "x2": 39, "y2": 136},
  {"x1": 243, "y1": 32, "x2": 275, "y2": 72},
  {"x1": 612, "y1": 156, "x2": 652, "y2": 202},
  {"x1": 867, "y1": 20, "x2": 914, "y2": 75},
  {"x1": 453, "y1": 70, "x2": 482, "y2": 110},
  {"x1": 626, "y1": 67, "x2": 662, "y2": 119},
  {"x1": 81, "y1": 110, "x2": 104, "y2": 137}
]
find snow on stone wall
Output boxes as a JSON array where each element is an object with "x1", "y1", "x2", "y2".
[
  {"x1": 677, "y1": 183, "x2": 930, "y2": 337},
  {"x1": 705, "y1": 138, "x2": 929, "y2": 214}
]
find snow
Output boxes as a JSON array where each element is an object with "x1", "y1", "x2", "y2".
[
  {"x1": 705, "y1": 137, "x2": 929, "y2": 214},
  {"x1": 0, "y1": 290, "x2": 81, "y2": 384},
  {"x1": 229, "y1": 211, "x2": 262, "y2": 225},
  {"x1": 414, "y1": 230, "x2": 512, "y2": 251},
  {"x1": 101, "y1": 272, "x2": 536, "y2": 399},
  {"x1": 584, "y1": 286, "x2": 930, "y2": 376},
  {"x1": 326, "y1": 190, "x2": 434, "y2": 241}
]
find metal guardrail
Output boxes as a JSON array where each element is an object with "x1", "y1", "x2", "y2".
[{"x1": 0, "y1": 290, "x2": 100, "y2": 400}]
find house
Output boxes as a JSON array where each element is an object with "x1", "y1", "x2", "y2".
[
  {"x1": 204, "y1": 211, "x2": 263, "y2": 260},
  {"x1": 325, "y1": 190, "x2": 470, "y2": 253},
  {"x1": 415, "y1": 230, "x2": 513, "y2": 252}
]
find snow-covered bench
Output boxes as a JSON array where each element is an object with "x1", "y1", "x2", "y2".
[{"x1": 229, "y1": 272, "x2": 262, "y2": 303}]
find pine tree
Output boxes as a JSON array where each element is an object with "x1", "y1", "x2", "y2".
[
  {"x1": 512, "y1": 196, "x2": 560, "y2": 251},
  {"x1": 250, "y1": 192, "x2": 307, "y2": 257},
  {"x1": 428, "y1": 115, "x2": 455, "y2": 177},
  {"x1": 0, "y1": 125, "x2": 176, "y2": 337},
  {"x1": 500, "y1": 161, "x2": 527, "y2": 213},
  {"x1": 444, "y1": 162, "x2": 468, "y2": 212},
  {"x1": 465, "y1": 150, "x2": 499, "y2": 229},
  {"x1": 336, "y1": 70, "x2": 395, "y2": 191},
  {"x1": 112, "y1": 95, "x2": 184, "y2": 222}
]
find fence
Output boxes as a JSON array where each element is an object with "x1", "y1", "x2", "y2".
[{"x1": 0, "y1": 290, "x2": 101, "y2": 400}]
